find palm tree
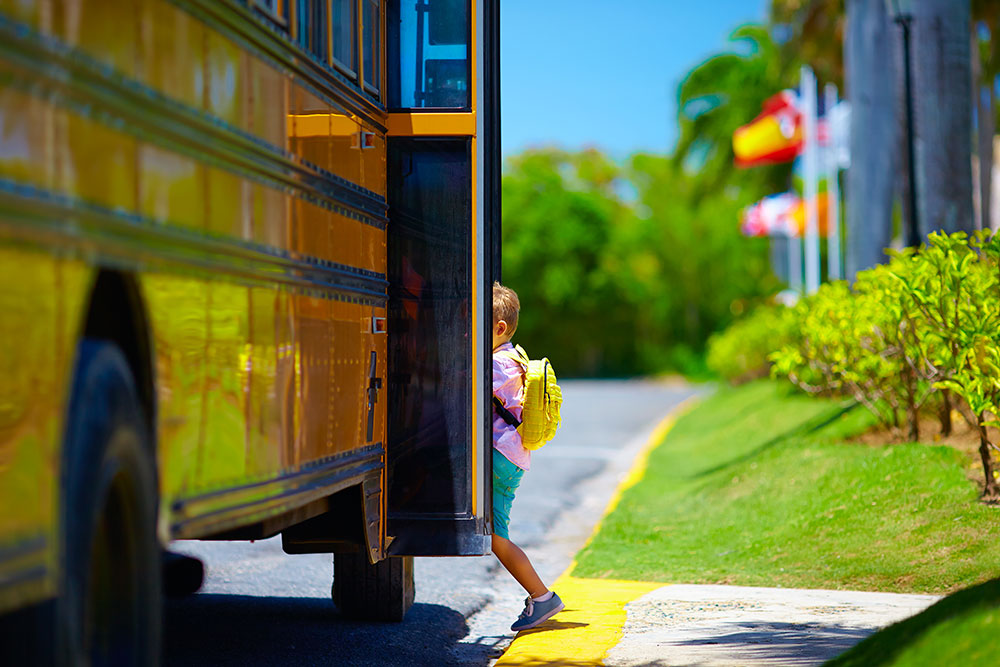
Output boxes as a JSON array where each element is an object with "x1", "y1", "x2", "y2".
[
  {"x1": 674, "y1": 25, "x2": 800, "y2": 203},
  {"x1": 972, "y1": 0, "x2": 998, "y2": 230},
  {"x1": 844, "y1": 0, "x2": 897, "y2": 276},
  {"x1": 770, "y1": 0, "x2": 845, "y2": 88},
  {"x1": 907, "y1": 0, "x2": 974, "y2": 236}
]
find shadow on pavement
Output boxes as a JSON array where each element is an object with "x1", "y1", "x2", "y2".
[
  {"x1": 674, "y1": 620, "x2": 872, "y2": 664},
  {"x1": 164, "y1": 594, "x2": 477, "y2": 666},
  {"x1": 518, "y1": 619, "x2": 589, "y2": 636}
]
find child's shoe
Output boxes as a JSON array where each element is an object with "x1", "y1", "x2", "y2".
[{"x1": 510, "y1": 592, "x2": 565, "y2": 631}]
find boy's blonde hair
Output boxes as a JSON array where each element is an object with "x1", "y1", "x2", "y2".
[{"x1": 493, "y1": 282, "x2": 520, "y2": 335}]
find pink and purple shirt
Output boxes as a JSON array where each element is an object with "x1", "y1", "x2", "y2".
[{"x1": 493, "y1": 342, "x2": 530, "y2": 471}]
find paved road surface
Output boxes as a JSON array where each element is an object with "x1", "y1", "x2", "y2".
[{"x1": 165, "y1": 379, "x2": 696, "y2": 666}]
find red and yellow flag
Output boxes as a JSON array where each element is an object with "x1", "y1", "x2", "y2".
[{"x1": 733, "y1": 91, "x2": 802, "y2": 167}]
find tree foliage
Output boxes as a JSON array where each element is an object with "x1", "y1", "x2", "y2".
[
  {"x1": 674, "y1": 25, "x2": 799, "y2": 202},
  {"x1": 502, "y1": 149, "x2": 778, "y2": 378}
]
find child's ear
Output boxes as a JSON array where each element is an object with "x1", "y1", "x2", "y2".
[{"x1": 496, "y1": 320, "x2": 507, "y2": 336}]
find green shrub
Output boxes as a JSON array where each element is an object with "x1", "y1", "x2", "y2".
[
  {"x1": 765, "y1": 232, "x2": 1000, "y2": 499},
  {"x1": 706, "y1": 303, "x2": 797, "y2": 383}
]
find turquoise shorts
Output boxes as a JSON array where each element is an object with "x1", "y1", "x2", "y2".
[{"x1": 492, "y1": 448, "x2": 524, "y2": 540}]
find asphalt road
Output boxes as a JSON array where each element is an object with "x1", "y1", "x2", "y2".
[{"x1": 165, "y1": 379, "x2": 697, "y2": 666}]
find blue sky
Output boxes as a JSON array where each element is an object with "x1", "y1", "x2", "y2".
[{"x1": 500, "y1": 0, "x2": 768, "y2": 158}]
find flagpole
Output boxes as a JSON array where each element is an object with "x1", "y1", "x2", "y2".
[
  {"x1": 801, "y1": 65, "x2": 820, "y2": 293},
  {"x1": 789, "y1": 233, "x2": 802, "y2": 293},
  {"x1": 825, "y1": 83, "x2": 843, "y2": 281}
]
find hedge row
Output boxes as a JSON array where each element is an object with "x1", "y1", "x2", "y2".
[{"x1": 708, "y1": 232, "x2": 1000, "y2": 499}]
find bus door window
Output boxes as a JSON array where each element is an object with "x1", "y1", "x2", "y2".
[
  {"x1": 386, "y1": 138, "x2": 472, "y2": 518},
  {"x1": 388, "y1": 0, "x2": 469, "y2": 110}
]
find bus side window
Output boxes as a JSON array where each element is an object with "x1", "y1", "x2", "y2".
[
  {"x1": 363, "y1": 0, "x2": 381, "y2": 97},
  {"x1": 332, "y1": 0, "x2": 359, "y2": 78},
  {"x1": 254, "y1": 0, "x2": 290, "y2": 27},
  {"x1": 295, "y1": 0, "x2": 329, "y2": 63},
  {"x1": 388, "y1": 0, "x2": 469, "y2": 110}
]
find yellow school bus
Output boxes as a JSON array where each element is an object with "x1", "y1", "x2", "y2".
[{"x1": 0, "y1": 0, "x2": 499, "y2": 662}]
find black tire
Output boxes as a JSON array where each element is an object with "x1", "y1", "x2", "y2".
[
  {"x1": 332, "y1": 553, "x2": 414, "y2": 622},
  {"x1": 54, "y1": 339, "x2": 161, "y2": 666}
]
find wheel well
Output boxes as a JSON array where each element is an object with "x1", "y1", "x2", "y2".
[{"x1": 82, "y1": 270, "x2": 155, "y2": 438}]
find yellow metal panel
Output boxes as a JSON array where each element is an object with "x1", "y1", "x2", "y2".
[
  {"x1": 246, "y1": 286, "x2": 286, "y2": 478},
  {"x1": 251, "y1": 182, "x2": 289, "y2": 251},
  {"x1": 64, "y1": 111, "x2": 137, "y2": 211},
  {"x1": 0, "y1": 86, "x2": 52, "y2": 189},
  {"x1": 144, "y1": 275, "x2": 209, "y2": 500},
  {"x1": 0, "y1": 0, "x2": 47, "y2": 28},
  {"x1": 249, "y1": 56, "x2": 288, "y2": 150},
  {"x1": 206, "y1": 167, "x2": 248, "y2": 239},
  {"x1": 197, "y1": 282, "x2": 251, "y2": 489},
  {"x1": 54, "y1": 0, "x2": 138, "y2": 79},
  {"x1": 294, "y1": 198, "x2": 332, "y2": 263},
  {"x1": 360, "y1": 221, "x2": 386, "y2": 274},
  {"x1": 205, "y1": 29, "x2": 247, "y2": 130},
  {"x1": 139, "y1": 143, "x2": 206, "y2": 230},
  {"x1": 296, "y1": 297, "x2": 333, "y2": 463},
  {"x1": 0, "y1": 249, "x2": 61, "y2": 581},
  {"x1": 289, "y1": 110, "x2": 364, "y2": 186},
  {"x1": 361, "y1": 129, "x2": 386, "y2": 197},
  {"x1": 387, "y1": 112, "x2": 477, "y2": 137},
  {"x1": 141, "y1": 0, "x2": 206, "y2": 112}
]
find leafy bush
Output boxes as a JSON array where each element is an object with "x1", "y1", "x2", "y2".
[
  {"x1": 706, "y1": 303, "x2": 797, "y2": 383},
  {"x1": 764, "y1": 232, "x2": 1000, "y2": 499}
]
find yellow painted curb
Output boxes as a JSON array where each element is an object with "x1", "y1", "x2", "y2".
[
  {"x1": 495, "y1": 574, "x2": 662, "y2": 666},
  {"x1": 495, "y1": 396, "x2": 700, "y2": 666}
]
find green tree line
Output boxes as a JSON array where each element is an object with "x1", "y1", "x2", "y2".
[{"x1": 502, "y1": 149, "x2": 777, "y2": 377}]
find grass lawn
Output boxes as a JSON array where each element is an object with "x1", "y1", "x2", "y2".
[
  {"x1": 826, "y1": 577, "x2": 1000, "y2": 666},
  {"x1": 572, "y1": 379, "x2": 1000, "y2": 594}
]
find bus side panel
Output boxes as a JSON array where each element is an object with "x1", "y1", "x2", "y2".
[
  {"x1": 0, "y1": 250, "x2": 66, "y2": 611},
  {"x1": 143, "y1": 276, "x2": 209, "y2": 511},
  {"x1": 0, "y1": 62, "x2": 95, "y2": 612}
]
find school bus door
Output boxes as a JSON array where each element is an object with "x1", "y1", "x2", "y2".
[{"x1": 384, "y1": 0, "x2": 499, "y2": 557}]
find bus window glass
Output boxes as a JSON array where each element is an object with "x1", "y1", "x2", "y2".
[
  {"x1": 332, "y1": 0, "x2": 357, "y2": 75},
  {"x1": 363, "y1": 0, "x2": 381, "y2": 94},
  {"x1": 387, "y1": 138, "x2": 472, "y2": 516},
  {"x1": 295, "y1": 0, "x2": 328, "y2": 62},
  {"x1": 388, "y1": 0, "x2": 468, "y2": 109},
  {"x1": 254, "y1": 0, "x2": 288, "y2": 26}
]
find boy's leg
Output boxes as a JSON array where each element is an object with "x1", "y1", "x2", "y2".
[{"x1": 491, "y1": 533, "x2": 548, "y2": 599}]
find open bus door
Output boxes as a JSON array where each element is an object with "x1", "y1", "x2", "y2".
[{"x1": 384, "y1": 0, "x2": 500, "y2": 557}]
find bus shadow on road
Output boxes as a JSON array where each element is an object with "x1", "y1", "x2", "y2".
[{"x1": 165, "y1": 594, "x2": 474, "y2": 666}]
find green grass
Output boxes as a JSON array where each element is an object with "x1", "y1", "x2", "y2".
[
  {"x1": 825, "y1": 577, "x2": 1000, "y2": 666},
  {"x1": 573, "y1": 379, "x2": 1000, "y2": 594}
]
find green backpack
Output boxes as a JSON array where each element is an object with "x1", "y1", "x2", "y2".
[{"x1": 493, "y1": 344, "x2": 563, "y2": 450}]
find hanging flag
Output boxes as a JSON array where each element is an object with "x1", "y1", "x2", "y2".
[
  {"x1": 732, "y1": 91, "x2": 802, "y2": 167},
  {"x1": 741, "y1": 192, "x2": 830, "y2": 238},
  {"x1": 790, "y1": 191, "x2": 830, "y2": 236},
  {"x1": 741, "y1": 193, "x2": 799, "y2": 237}
]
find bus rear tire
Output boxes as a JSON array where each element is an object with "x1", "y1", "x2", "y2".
[
  {"x1": 332, "y1": 553, "x2": 414, "y2": 622},
  {"x1": 55, "y1": 339, "x2": 161, "y2": 666}
]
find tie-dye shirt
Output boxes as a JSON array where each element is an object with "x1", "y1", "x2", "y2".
[{"x1": 493, "y1": 342, "x2": 530, "y2": 471}]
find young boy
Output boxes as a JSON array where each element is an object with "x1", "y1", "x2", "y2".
[{"x1": 491, "y1": 282, "x2": 564, "y2": 631}]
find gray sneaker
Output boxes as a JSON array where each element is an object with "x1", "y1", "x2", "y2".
[{"x1": 510, "y1": 592, "x2": 565, "y2": 631}]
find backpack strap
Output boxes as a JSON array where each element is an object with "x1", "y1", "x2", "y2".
[
  {"x1": 495, "y1": 345, "x2": 528, "y2": 371},
  {"x1": 492, "y1": 395, "x2": 522, "y2": 428}
]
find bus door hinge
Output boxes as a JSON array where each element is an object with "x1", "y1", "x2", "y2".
[{"x1": 366, "y1": 351, "x2": 382, "y2": 442}]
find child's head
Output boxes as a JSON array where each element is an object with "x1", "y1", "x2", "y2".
[{"x1": 492, "y1": 282, "x2": 520, "y2": 350}]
